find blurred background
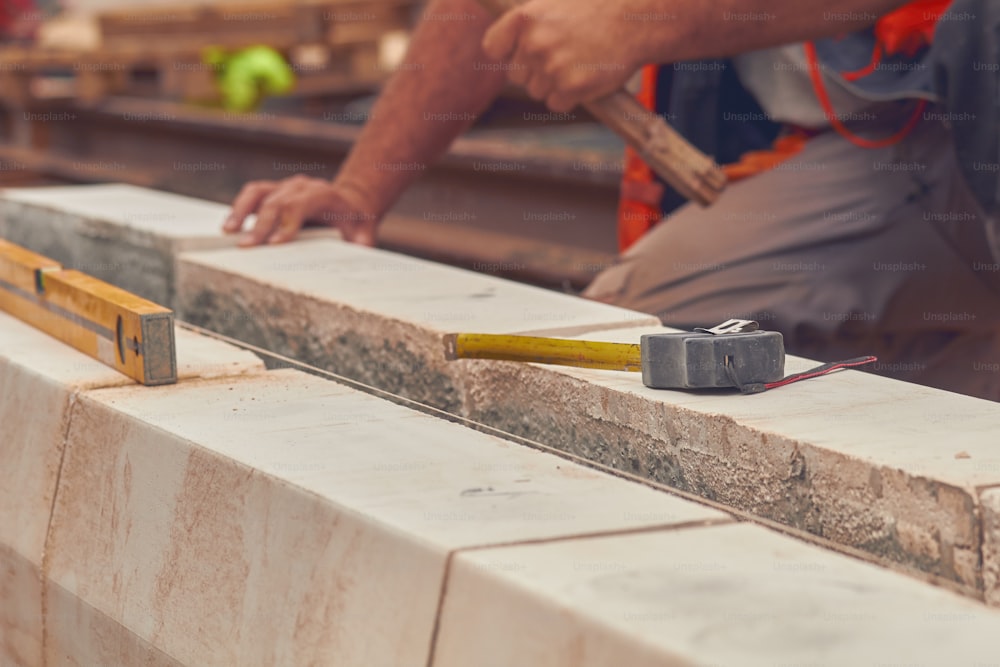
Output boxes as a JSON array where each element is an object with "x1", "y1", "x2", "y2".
[{"x1": 0, "y1": 0, "x2": 626, "y2": 290}]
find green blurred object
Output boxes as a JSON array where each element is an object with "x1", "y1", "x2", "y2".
[{"x1": 202, "y1": 45, "x2": 296, "y2": 111}]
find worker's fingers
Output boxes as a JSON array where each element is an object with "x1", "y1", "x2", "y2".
[
  {"x1": 230, "y1": 175, "x2": 381, "y2": 247},
  {"x1": 266, "y1": 203, "x2": 308, "y2": 245},
  {"x1": 525, "y1": 70, "x2": 555, "y2": 102},
  {"x1": 240, "y1": 191, "x2": 296, "y2": 247},
  {"x1": 334, "y1": 209, "x2": 378, "y2": 247},
  {"x1": 225, "y1": 181, "x2": 278, "y2": 233},
  {"x1": 546, "y1": 70, "x2": 592, "y2": 114},
  {"x1": 507, "y1": 55, "x2": 535, "y2": 87},
  {"x1": 546, "y1": 90, "x2": 576, "y2": 114},
  {"x1": 504, "y1": 14, "x2": 548, "y2": 89},
  {"x1": 342, "y1": 220, "x2": 377, "y2": 247},
  {"x1": 482, "y1": 8, "x2": 527, "y2": 65},
  {"x1": 505, "y1": 31, "x2": 550, "y2": 89},
  {"x1": 325, "y1": 182, "x2": 381, "y2": 246}
]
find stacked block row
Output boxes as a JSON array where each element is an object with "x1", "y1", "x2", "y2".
[
  {"x1": 5, "y1": 311, "x2": 1000, "y2": 665},
  {"x1": 4, "y1": 183, "x2": 1000, "y2": 606}
]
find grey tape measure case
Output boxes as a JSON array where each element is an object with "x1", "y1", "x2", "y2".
[{"x1": 640, "y1": 330, "x2": 785, "y2": 389}]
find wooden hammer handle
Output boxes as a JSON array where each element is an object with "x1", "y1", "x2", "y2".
[{"x1": 476, "y1": 0, "x2": 726, "y2": 206}]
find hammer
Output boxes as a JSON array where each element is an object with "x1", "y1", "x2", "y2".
[
  {"x1": 443, "y1": 321, "x2": 786, "y2": 390},
  {"x1": 477, "y1": 0, "x2": 727, "y2": 206}
]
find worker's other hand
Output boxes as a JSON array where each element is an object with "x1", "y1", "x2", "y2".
[
  {"x1": 224, "y1": 176, "x2": 379, "y2": 247},
  {"x1": 481, "y1": 0, "x2": 645, "y2": 113}
]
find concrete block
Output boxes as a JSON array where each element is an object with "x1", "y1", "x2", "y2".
[
  {"x1": 171, "y1": 235, "x2": 1000, "y2": 595},
  {"x1": 0, "y1": 311, "x2": 121, "y2": 667},
  {"x1": 43, "y1": 586, "x2": 185, "y2": 667},
  {"x1": 0, "y1": 358, "x2": 69, "y2": 667},
  {"x1": 171, "y1": 326, "x2": 268, "y2": 381},
  {"x1": 0, "y1": 309, "x2": 262, "y2": 666},
  {"x1": 175, "y1": 240, "x2": 657, "y2": 410},
  {"x1": 0, "y1": 184, "x2": 233, "y2": 306},
  {"x1": 46, "y1": 369, "x2": 724, "y2": 667},
  {"x1": 458, "y1": 324, "x2": 1000, "y2": 595},
  {"x1": 435, "y1": 523, "x2": 1000, "y2": 667},
  {"x1": 982, "y1": 489, "x2": 1000, "y2": 607},
  {"x1": 0, "y1": 183, "x2": 336, "y2": 306}
]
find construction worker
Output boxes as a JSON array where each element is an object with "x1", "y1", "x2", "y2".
[{"x1": 225, "y1": 0, "x2": 1000, "y2": 400}]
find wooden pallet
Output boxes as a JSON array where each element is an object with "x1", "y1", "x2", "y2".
[
  {"x1": 0, "y1": 0, "x2": 418, "y2": 106},
  {"x1": 97, "y1": 0, "x2": 415, "y2": 49}
]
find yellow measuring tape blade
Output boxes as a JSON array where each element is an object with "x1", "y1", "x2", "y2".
[
  {"x1": 443, "y1": 333, "x2": 642, "y2": 372},
  {"x1": 0, "y1": 239, "x2": 177, "y2": 385}
]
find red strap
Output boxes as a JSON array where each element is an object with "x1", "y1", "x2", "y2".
[
  {"x1": 803, "y1": 0, "x2": 952, "y2": 149},
  {"x1": 764, "y1": 356, "x2": 879, "y2": 390},
  {"x1": 840, "y1": 43, "x2": 883, "y2": 82},
  {"x1": 803, "y1": 42, "x2": 927, "y2": 150},
  {"x1": 727, "y1": 356, "x2": 879, "y2": 394}
]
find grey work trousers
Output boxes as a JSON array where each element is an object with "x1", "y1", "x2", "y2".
[{"x1": 584, "y1": 110, "x2": 1000, "y2": 400}]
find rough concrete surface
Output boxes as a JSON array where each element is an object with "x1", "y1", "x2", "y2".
[
  {"x1": 435, "y1": 523, "x2": 1000, "y2": 667},
  {"x1": 982, "y1": 488, "x2": 1000, "y2": 607},
  {"x1": 174, "y1": 240, "x2": 656, "y2": 410},
  {"x1": 459, "y1": 325, "x2": 1000, "y2": 595}
]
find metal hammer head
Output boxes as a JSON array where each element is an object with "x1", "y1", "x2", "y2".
[{"x1": 640, "y1": 331, "x2": 785, "y2": 389}]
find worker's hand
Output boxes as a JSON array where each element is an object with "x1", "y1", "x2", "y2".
[
  {"x1": 224, "y1": 176, "x2": 379, "y2": 247},
  {"x1": 481, "y1": 0, "x2": 647, "y2": 113}
]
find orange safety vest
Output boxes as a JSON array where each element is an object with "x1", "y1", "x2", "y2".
[{"x1": 617, "y1": 0, "x2": 953, "y2": 252}]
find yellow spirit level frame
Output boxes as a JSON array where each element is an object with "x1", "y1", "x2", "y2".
[{"x1": 0, "y1": 239, "x2": 176, "y2": 385}]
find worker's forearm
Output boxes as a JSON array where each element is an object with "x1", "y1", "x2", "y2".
[
  {"x1": 648, "y1": 0, "x2": 914, "y2": 64},
  {"x1": 335, "y1": 0, "x2": 506, "y2": 217}
]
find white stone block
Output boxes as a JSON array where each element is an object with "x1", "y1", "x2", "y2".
[
  {"x1": 43, "y1": 586, "x2": 186, "y2": 667},
  {"x1": 178, "y1": 239, "x2": 655, "y2": 336},
  {"x1": 435, "y1": 523, "x2": 1000, "y2": 667},
  {"x1": 459, "y1": 324, "x2": 1000, "y2": 594},
  {"x1": 46, "y1": 369, "x2": 724, "y2": 667},
  {"x1": 0, "y1": 184, "x2": 337, "y2": 305},
  {"x1": 0, "y1": 356, "x2": 66, "y2": 667},
  {"x1": 1, "y1": 184, "x2": 241, "y2": 243},
  {"x1": 0, "y1": 309, "x2": 262, "y2": 666}
]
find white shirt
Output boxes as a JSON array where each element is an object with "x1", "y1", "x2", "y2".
[{"x1": 733, "y1": 44, "x2": 877, "y2": 129}]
